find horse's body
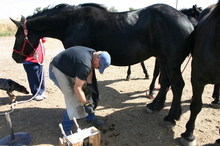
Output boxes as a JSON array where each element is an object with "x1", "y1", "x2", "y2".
[
  {"x1": 180, "y1": 1, "x2": 220, "y2": 146},
  {"x1": 128, "y1": 5, "x2": 201, "y2": 99},
  {"x1": 145, "y1": 5, "x2": 202, "y2": 99},
  {"x1": 11, "y1": 3, "x2": 194, "y2": 126}
]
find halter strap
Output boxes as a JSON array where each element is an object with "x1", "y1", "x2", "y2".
[{"x1": 13, "y1": 20, "x2": 36, "y2": 57}]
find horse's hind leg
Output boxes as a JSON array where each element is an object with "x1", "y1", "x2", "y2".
[
  {"x1": 145, "y1": 63, "x2": 169, "y2": 113},
  {"x1": 126, "y1": 62, "x2": 149, "y2": 80},
  {"x1": 126, "y1": 66, "x2": 131, "y2": 80},
  {"x1": 140, "y1": 61, "x2": 149, "y2": 79},
  {"x1": 180, "y1": 79, "x2": 204, "y2": 146},
  {"x1": 146, "y1": 61, "x2": 184, "y2": 127},
  {"x1": 211, "y1": 84, "x2": 220, "y2": 108}
]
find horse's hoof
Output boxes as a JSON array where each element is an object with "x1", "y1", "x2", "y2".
[
  {"x1": 144, "y1": 106, "x2": 153, "y2": 114},
  {"x1": 125, "y1": 78, "x2": 130, "y2": 81},
  {"x1": 162, "y1": 121, "x2": 176, "y2": 128},
  {"x1": 146, "y1": 93, "x2": 155, "y2": 99},
  {"x1": 215, "y1": 139, "x2": 220, "y2": 145},
  {"x1": 145, "y1": 76, "x2": 150, "y2": 79},
  {"x1": 180, "y1": 137, "x2": 196, "y2": 146},
  {"x1": 210, "y1": 102, "x2": 220, "y2": 109}
]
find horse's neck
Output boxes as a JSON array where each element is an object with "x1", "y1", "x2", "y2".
[{"x1": 28, "y1": 17, "x2": 64, "y2": 40}]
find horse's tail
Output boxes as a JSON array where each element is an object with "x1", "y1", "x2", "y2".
[{"x1": 187, "y1": 28, "x2": 197, "y2": 56}]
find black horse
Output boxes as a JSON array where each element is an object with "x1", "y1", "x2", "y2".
[
  {"x1": 126, "y1": 4, "x2": 202, "y2": 81},
  {"x1": 197, "y1": 3, "x2": 220, "y2": 108},
  {"x1": 11, "y1": 3, "x2": 195, "y2": 127},
  {"x1": 145, "y1": 5, "x2": 202, "y2": 99},
  {"x1": 198, "y1": 3, "x2": 217, "y2": 21},
  {"x1": 180, "y1": 1, "x2": 220, "y2": 146}
]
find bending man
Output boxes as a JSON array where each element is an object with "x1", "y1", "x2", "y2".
[{"x1": 49, "y1": 46, "x2": 111, "y2": 134}]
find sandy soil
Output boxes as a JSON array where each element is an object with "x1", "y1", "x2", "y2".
[{"x1": 0, "y1": 37, "x2": 220, "y2": 146}]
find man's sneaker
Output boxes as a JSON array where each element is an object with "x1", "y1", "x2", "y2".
[
  {"x1": 86, "y1": 118, "x2": 104, "y2": 126},
  {"x1": 40, "y1": 93, "x2": 48, "y2": 99},
  {"x1": 33, "y1": 95, "x2": 44, "y2": 101}
]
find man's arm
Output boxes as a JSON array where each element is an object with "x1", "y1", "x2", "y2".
[
  {"x1": 74, "y1": 77, "x2": 94, "y2": 114},
  {"x1": 74, "y1": 77, "x2": 88, "y2": 104}
]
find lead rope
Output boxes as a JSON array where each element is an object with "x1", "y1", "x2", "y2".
[{"x1": 0, "y1": 39, "x2": 45, "y2": 115}]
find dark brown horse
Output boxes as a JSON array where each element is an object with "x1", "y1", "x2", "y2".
[
  {"x1": 11, "y1": 3, "x2": 194, "y2": 127},
  {"x1": 180, "y1": 1, "x2": 220, "y2": 146}
]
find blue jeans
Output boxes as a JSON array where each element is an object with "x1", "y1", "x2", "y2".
[
  {"x1": 49, "y1": 61, "x2": 96, "y2": 132},
  {"x1": 49, "y1": 62, "x2": 59, "y2": 87},
  {"x1": 62, "y1": 110, "x2": 96, "y2": 132},
  {"x1": 23, "y1": 62, "x2": 45, "y2": 96}
]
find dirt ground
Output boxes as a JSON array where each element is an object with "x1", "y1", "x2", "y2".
[{"x1": 0, "y1": 37, "x2": 220, "y2": 146}]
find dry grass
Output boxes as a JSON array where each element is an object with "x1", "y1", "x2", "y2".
[{"x1": 0, "y1": 19, "x2": 17, "y2": 36}]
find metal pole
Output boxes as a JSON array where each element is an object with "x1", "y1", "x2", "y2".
[
  {"x1": 5, "y1": 113, "x2": 15, "y2": 140},
  {"x1": 176, "y1": 0, "x2": 178, "y2": 9}
]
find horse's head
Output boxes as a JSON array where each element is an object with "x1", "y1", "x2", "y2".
[
  {"x1": 193, "y1": 5, "x2": 203, "y2": 19},
  {"x1": 10, "y1": 16, "x2": 39, "y2": 63}
]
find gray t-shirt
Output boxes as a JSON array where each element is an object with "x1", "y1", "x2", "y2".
[{"x1": 52, "y1": 46, "x2": 95, "y2": 80}]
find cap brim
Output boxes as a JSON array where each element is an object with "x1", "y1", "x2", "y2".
[{"x1": 98, "y1": 65, "x2": 105, "y2": 74}]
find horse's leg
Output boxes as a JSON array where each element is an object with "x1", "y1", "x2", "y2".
[
  {"x1": 163, "y1": 67, "x2": 184, "y2": 127},
  {"x1": 145, "y1": 62, "x2": 169, "y2": 113},
  {"x1": 91, "y1": 69, "x2": 100, "y2": 109},
  {"x1": 211, "y1": 84, "x2": 220, "y2": 108},
  {"x1": 146, "y1": 62, "x2": 184, "y2": 127},
  {"x1": 180, "y1": 78, "x2": 204, "y2": 146},
  {"x1": 140, "y1": 61, "x2": 150, "y2": 79},
  {"x1": 147, "y1": 59, "x2": 160, "y2": 98},
  {"x1": 126, "y1": 66, "x2": 131, "y2": 81}
]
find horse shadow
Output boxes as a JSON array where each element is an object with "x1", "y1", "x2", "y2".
[
  {"x1": 0, "y1": 79, "x2": 217, "y2": 145},
  {"x1": 0, "y1": 84, "x2": 177, "y2": 145}
]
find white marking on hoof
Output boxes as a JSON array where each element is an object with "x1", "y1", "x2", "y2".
[
  {"x1": 180, "y1": 137, "x2": 196, "y2": 146},
  {"x1": 145, "y1": 106, "x2": 153, "y2": 114}
]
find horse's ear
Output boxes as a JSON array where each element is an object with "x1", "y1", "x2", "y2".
[
  {"x1": 9, "y1": 17, "x2": 21, "y2": 28},
  {"x1": 21, "y1": 15, "x2": 26, "y2": 23}
]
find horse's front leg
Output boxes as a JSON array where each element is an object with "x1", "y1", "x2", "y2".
[
  {"x1": 211, "y1": 84, "x2": 220, "y2": 108},
  {"x1": 91, "y1": 69, "x2": 100, "y2": 109},
  {"x1": 140, "y1": 61, "x2": 150, "y2": 79},
  {"x1": 126, "y1": 65, "x2": 131, "y2": 80},
  {"x1": 147, "y1": 59, "x2": 160, "y2": 98},
  {"x1": 180, "y1": 78, "x2": 204, "y2": 146}
]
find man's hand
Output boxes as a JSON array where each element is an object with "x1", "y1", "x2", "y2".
[{"x1": 84, "y1": 102, "x2": 94, "y2": 114}]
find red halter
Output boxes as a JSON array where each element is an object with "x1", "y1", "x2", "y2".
[{"x1": 13, "y1": 20, "x2": 36, "y2": 57}]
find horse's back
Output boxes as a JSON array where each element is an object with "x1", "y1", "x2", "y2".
[
  {"x1": 139, "y1": 4, "x2": 194, "y2": 62},
  {"x1": 198, "y1": 4, "x2": 217, "y2": 21},
  {"x1": 66, "y1": 3, "x2": 194, "y2": 66}
]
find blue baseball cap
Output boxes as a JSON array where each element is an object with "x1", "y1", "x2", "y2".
[{"x1": 99, "y1": 52, "x2": 111, "y2": 74}]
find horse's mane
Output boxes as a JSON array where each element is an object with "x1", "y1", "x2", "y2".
[
  {"x1": 180, "y1": 8, "x2": 193, "y2": 13},
  {"x1": 27, "y1": 3, "x2": 107, "y2": 19}
]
